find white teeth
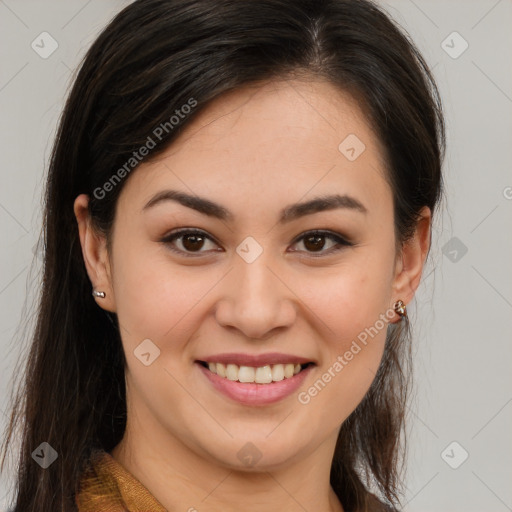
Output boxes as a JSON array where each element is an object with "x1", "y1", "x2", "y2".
[
  {"x1": 238, "y1": 366, "x2": 255, "y2": 382},
  {"x1": 271, "y1": 364, "x2": 285, "y2": 381},
  {"x1": 205, "y1": 361, "x2": 307, "y2": 383},
  {"x1": 255, "y1": 365, "x2": 272, "y2": 384},
  {"x1": 284, "y1": 364, "x2": 294, "y2": 379},
  {"x1": 226, "y1": 363, "x2": 238, "y2": 381},
  {"x1": 216, "y1": 362, "x2": 226, "y2": 378}
]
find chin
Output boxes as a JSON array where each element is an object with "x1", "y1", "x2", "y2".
[{"x1": 201, "y1": 435, "x2": 309, "y2": 472}]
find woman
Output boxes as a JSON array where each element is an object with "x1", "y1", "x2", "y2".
[{"x1": 1, "y1": 0, "x2": 445, "y2": 510}]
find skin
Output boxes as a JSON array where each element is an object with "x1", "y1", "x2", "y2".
[{"x1": 74, "y1": 77, "x2": 431, "y2": 512}]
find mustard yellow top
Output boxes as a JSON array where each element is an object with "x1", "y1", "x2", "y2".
[{"x1": 75, "y1": 449, "x2": 167, "y2": 511}]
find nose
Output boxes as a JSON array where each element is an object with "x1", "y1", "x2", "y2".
[{"x1": 214, "y1": 254, "x2": 297, "y2": 340}]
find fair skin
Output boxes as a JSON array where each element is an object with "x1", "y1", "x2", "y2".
[{"x1": 74, "y1": 78, "x2": 431, "y2": 512}]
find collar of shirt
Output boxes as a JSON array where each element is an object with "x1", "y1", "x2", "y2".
[{"x1": 75, "y1": 448, "x2": 167, "y2": 512}]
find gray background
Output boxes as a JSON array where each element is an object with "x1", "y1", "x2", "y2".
[{"x1": 1, "y1": 1, "x2": 511, "y2": 511}]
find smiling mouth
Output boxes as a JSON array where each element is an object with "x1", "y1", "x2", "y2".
[{"x1": 197, "y1": 361, "x2": 315, "y2": 384}]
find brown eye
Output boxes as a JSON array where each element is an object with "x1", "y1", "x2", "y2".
[
  {"x1": 290, "y1": 230, "x2": 353, "y2": 256},
  {"x1": 161, "y1": 228, "x2": 353, "y2": 258},
  {"x1": 303, "y1": 233, "x2": 328, "y2": 252},
  {"x1": 181, "y1": 233, "x2": 206, "y2": 251},
  {"x1": 161, "y1": 229, "x2": 219, "y2": 256}
]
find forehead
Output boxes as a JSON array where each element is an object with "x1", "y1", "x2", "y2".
[{"x1": 118, "y1": 78, "x2": 391, "y2": 219}]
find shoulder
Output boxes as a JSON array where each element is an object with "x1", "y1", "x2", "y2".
[
  {"x1": 75, "y1": 448, "x2": 125, "y2": 510},
  {"x1": 75, "y1": 448, "x2": 167, "y2": 512}
]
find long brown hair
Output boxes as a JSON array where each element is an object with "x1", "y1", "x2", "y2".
[{"x1": 1, "y1": 0, "x2": 445, "y2": 510}]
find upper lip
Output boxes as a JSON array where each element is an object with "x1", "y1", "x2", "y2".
[{"x1": 196, "y1": 352, "x2": 316, "y2": 367}]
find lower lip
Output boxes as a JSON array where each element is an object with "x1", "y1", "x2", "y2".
[{"x1": 196, "y1": 362, "x2": 314, "y2": 406}]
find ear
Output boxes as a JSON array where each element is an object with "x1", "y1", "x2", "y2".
[
  {"x1": 391, "y1": 206, "x2": 431, "y2": 322},
  {"x1": 73, "y1": 194, "x2": 117, "y2": 313}
]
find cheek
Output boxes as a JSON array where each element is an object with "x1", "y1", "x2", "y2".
[
  {"x1": 111, "y1": 245, "x2": 207, "y2": 353},
  {"x1": 294, "y1": 255, "x2": 392, "y2": 418},
  {"x1": 301, "y1": 254, "x2": 393, "y2": 342}
]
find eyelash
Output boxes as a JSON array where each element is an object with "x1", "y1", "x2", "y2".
[{"x1": 160, "y1": 228, "x2": 354, "y2": 258}]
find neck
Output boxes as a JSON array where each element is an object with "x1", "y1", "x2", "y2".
[{"x1": 111, "y1": 399, "x2": 344, "y2": 512}]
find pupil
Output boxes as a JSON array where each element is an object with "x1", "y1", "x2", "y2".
[
  {"x1": 304, "y1": 235, "x2": 324, "y2": 252},
  {"x1": 183, "y1": 234, "x2": 204, "y2": 251}
]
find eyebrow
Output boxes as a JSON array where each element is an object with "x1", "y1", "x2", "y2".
[{"x1": 142, "y1": 189, "x2": 368, "y2": 223}]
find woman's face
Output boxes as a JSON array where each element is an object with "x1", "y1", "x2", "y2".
[{"x1": 77, "y1": 78, "x2": 428, "y2": 471}]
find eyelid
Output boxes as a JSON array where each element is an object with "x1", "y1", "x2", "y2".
[
  {"x1": 160, "y1": 228, "x2": 354, "y2": 257},
  {"x1": 160, "y1": 228, "x2": 220, "y2": 257},
  {"x1": 289, "y1": 230, "x2": 354, "y2": 258}
]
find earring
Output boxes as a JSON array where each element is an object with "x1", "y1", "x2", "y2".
[
  {"x1": 92, "y1": 289, "x2": 106, "y2": 298},
  {"x1": 393, "y1": 299, "x2": 407, "y2": 319}
]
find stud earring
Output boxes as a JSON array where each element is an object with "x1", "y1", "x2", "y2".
[
  {"x1": 92, "y1": 289, "x2": 106, "y2": 298},
  {"x1": 393, "y1": 299, "x2": 407, "y2": 319}
]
